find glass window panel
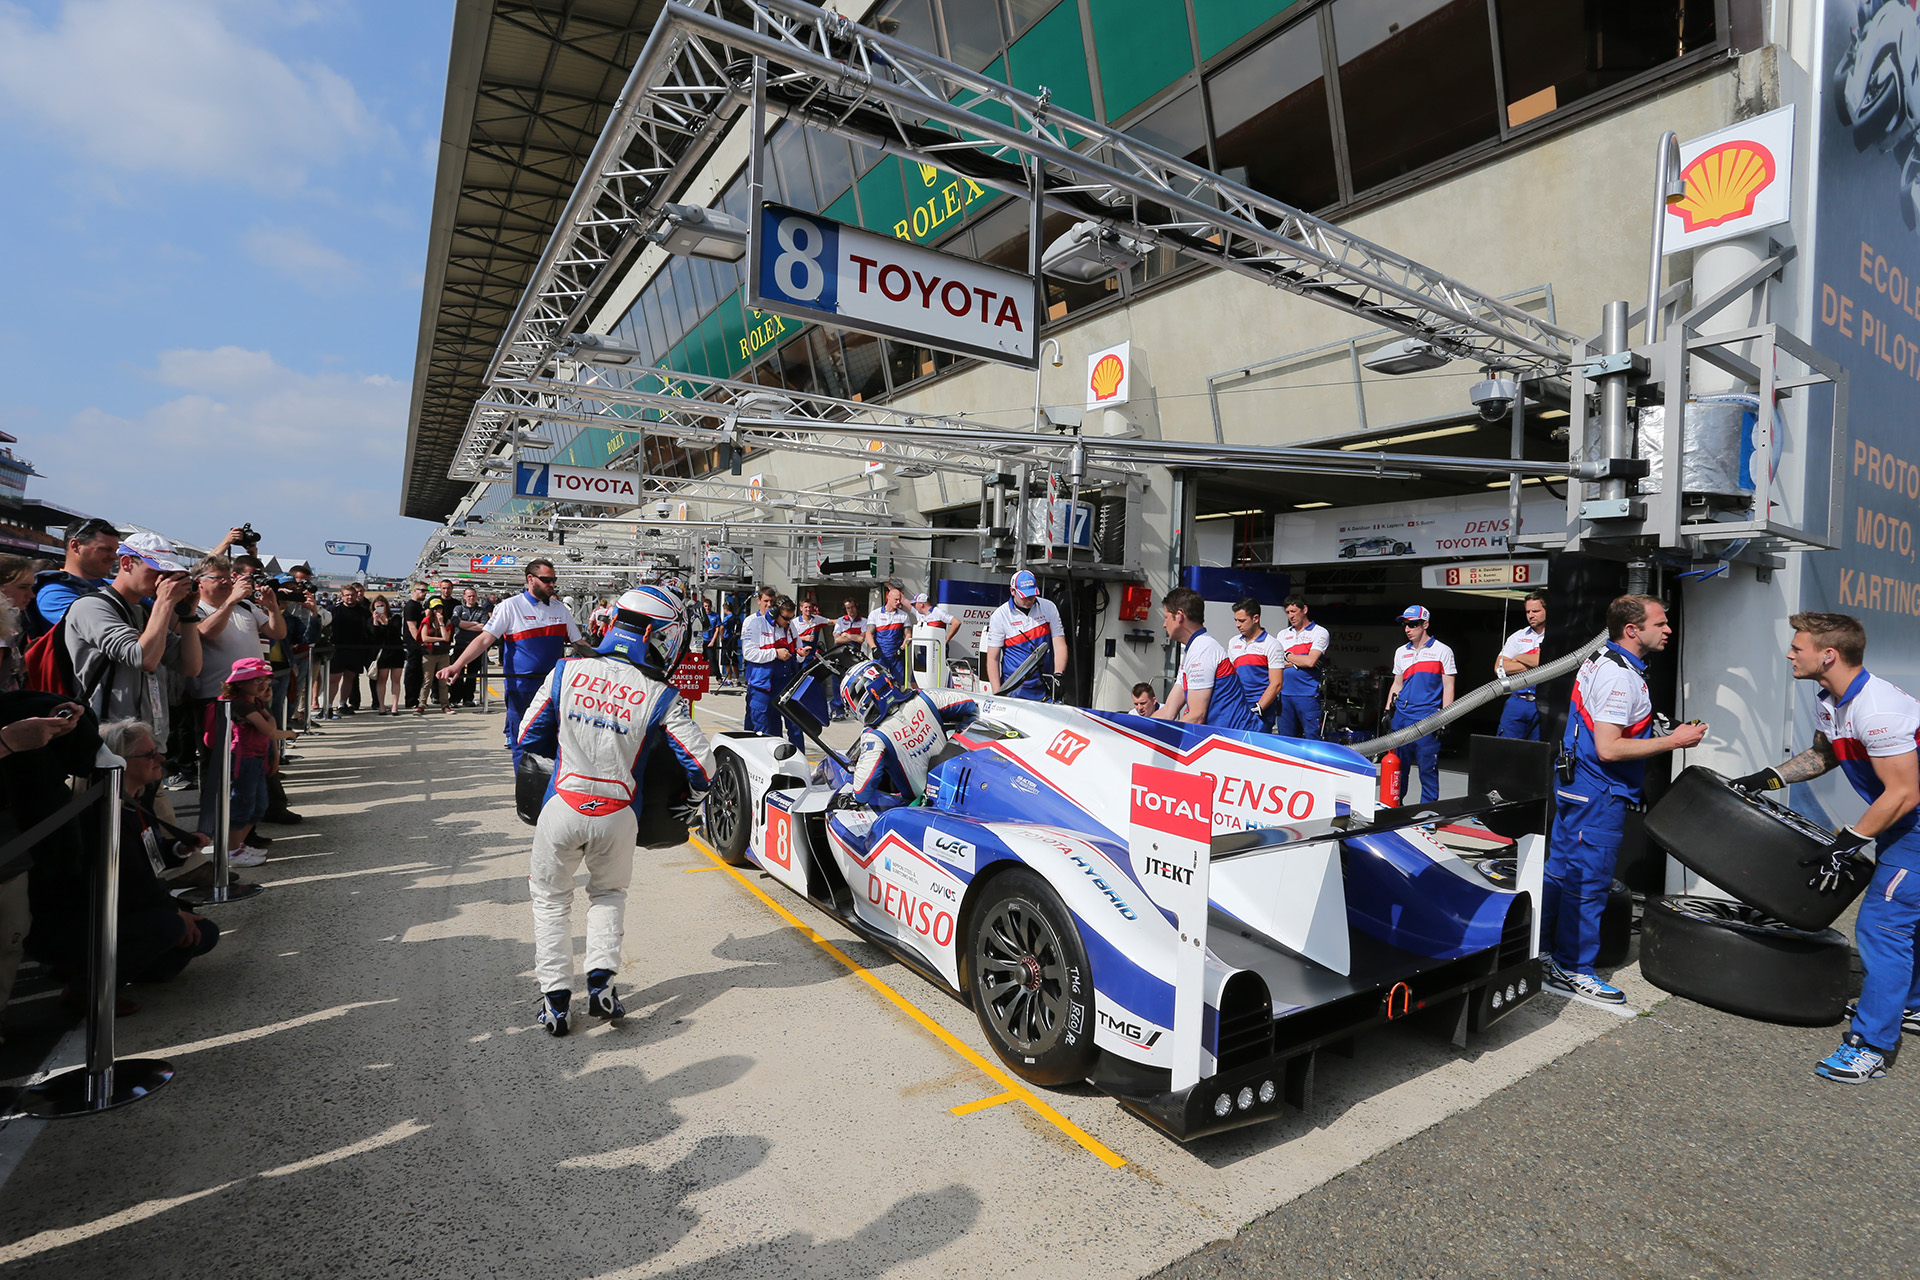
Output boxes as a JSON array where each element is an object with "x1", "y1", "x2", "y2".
[
  {"x1": 810, "y1": 329, "x2": 852, "y2": 400},
  {"x1": 837, "y1": 329, "x2": 889, "y2": 401},
  {"x1": 715, "y1": 291, "x2": 750, "y2": 377},
  {"x1": 807, "y1": 128, "x2": 857, "y2": 210},
  {"x1": 690, "y1": 255, "x2": 718, "y2": 313},
  {"x1": 775, "y1": 331, "x2": 820, "y2": 394},
  {"x1": 855, "y1": 157, "x2": 911, "y2": 236},
  {"x1": 1332, "y1": 0, "x2": 1499, "y2": 192},
  {"x1": 1004, "y1": 0, "x2": 1094, "y2": 122},
  {"x1": 1495, "y1": 1, "x2": 1718, "y2": 130},
  {"x1": 1194, "y1": 0, "x2": 1305, "y2": 61},
  {"x1": 769, "y1": 124, "x2": 816, "y2": 210},
  {"x1": 720, "y1": 174, "x2": 749, "y2": 225},
  {"x1": 1207, "y1": 17, "x2": 1339, "y2": 210},
  {"x1": 644, "y1": 278, "x2": 677, "y2": 348},
  {"x1": 1123, "y1": 85, "x2": 1207, "y2": 166},
  {"x1": 885, "y1": 338, "x2": 929, "y2": 390},
  {"x1": 970, "y1": 199, "x2": 1031, "y2": 274},
  {"x1": 1004, "y1": 0, "x2": 1060, "y2": 40},
  {"x1": 942, "y1": 0, "x2": 1005, "y2": 70},
  {"x1": 1090, "y1": 0, "x2": 1197, "y2": 120},
  {"x1": 877, "y1": 0, "x2": 940, "y2": 53},
  {"x1": 669, "y1": 256, "x2": 702, "y2": 336}
]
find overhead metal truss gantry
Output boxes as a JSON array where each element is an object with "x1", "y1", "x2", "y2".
[{"x1": 446, "y1": 0, "x2": 1584, "y2": 484}]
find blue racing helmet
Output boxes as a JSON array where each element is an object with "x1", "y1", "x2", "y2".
[{"x1": 841, "y1": 657, "x2": 910, "y2": 726}]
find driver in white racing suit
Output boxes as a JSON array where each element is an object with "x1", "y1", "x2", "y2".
[
  {"x1": 516, "y1": 584, "x2": 714, "y2": 1036},
  {"x1": 827, "y1": 659, "x2": 978, "y2": 859}
]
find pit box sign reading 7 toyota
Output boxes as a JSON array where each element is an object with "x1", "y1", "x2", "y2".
[{"x1": 749, "y1": 202, "x2": 1037, "y2": 368}]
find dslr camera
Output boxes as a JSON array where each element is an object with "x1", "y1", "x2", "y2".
[{"x1": 234, "y1": 523, "x2": 262, "y2": 549}]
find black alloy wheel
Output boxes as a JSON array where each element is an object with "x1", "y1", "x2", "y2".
[
  {"x1": 967, "y1": 869, "x2": 1098, "y2": 1085},
  {"x1": 705, "y1": 753, "x2": 752, "y2": 863}
]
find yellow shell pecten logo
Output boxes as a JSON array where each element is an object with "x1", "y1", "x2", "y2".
[
  {"x1": 1671, "y1": 140, "x2": 1777, "y2": 233},
  {"x1": 1090, "y1": 353, "x2": 1126, "y2": 401}
]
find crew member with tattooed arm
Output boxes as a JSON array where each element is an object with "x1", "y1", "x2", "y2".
[{"x1": 1732, "y1": 612, "x2": 1920, "y2": 1084}]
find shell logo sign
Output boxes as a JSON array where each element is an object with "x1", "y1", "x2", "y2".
[
  {"x1": 1662, "y1": 105, "x2": 1795, "y2": 253},
  {"x1": 1672, "y1": 141, "x2": 1777, "y2": 233},
  {"x1": 1085, "y1": 340, "x2": 1132, "y2": 409}
]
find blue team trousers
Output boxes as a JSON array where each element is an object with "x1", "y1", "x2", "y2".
[
  {"x1": 746, "y1": 679, "x2": 800, "y2": 746},
  {"x1": 1390, "y1": 706, "x2": 1441, "y2": 804},
  {"x1": 1497, "y1": 695, "x2": 1541, "y2": 740},
  {"x1": 503, "y1": 679, "x2": 541, "y2": 764},
  {"x1": 1853, "y1": 859, "x2": 1920, "y2": 1054},
  {"x1": 1542, "y1": 789, "x2": 1625, "y2": 973},
  {"x1": 1276, "y1": 695, "x2": 1321, "y2": 739}
]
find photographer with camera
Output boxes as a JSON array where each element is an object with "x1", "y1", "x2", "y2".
[
  {"x1": 65, "y1": 534, "x2": 202, "y2": 734},
  {"x1": 187, "y1": 554, "x2": 286, "y2": 790}
]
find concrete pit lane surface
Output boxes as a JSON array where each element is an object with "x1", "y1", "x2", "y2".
[{"x1": 0, "y1": 703, "x2": 1809, "y2": 1278}]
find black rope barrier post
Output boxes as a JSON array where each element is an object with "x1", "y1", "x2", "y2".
[
  {"x1": 21, "y1": 753, "x2": 174, "y2": 1116},
  {"x1": 179, "y1": 699, "x2": 262, "y2": 906}
]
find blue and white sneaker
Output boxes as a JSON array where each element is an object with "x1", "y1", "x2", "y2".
[
  {"x1": 587, "y1": 984, "x2": 625, "y2": 1021},
  {"x1": 538, "y1": 991, "x2": 571, "y2": 1038},
  {"x1": 1542, "y1": 961, "x2": 1626, "y2": 1004},
  {"x1": 1842, "y1": 1003, "x2": 1920, "y2": 1037},
  {"x1": 1816, "y1": 1034, "x2": 1890, "y2": 1084}
]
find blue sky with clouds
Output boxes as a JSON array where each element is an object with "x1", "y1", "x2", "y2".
[{"x1": 0, "y1": 0, "x2": 454, "y2": 577}]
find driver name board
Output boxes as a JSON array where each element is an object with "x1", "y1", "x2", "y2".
[{"x1": 750, "y1": 203, "x2": 1037, "y2": 368}]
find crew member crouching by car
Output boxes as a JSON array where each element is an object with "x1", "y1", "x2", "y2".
[
  {"x1": 1730, "y1": 612, "x2": 1920, "y2": 1084},
  {"x1": 1545, "y1": 594, "x2": 1704, "y2": 1005},
  {"x1": 515, "y1": 586, "x2": 713, "y2": 1038}
]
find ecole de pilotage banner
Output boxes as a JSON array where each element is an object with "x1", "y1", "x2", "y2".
[{"x1": 1810, "y1": 0, "x2": 1920, "y2": 691}]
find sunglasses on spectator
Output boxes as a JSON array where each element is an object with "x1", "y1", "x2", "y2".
[
  {"x1": 1403, "y1": 621, "x2": 1422, "y2": 628},
  {"x1": 122, "y1": 748, "x2": 166, "y2": 762},
  {"x1": 531, "y1": 575, "x2": 558, "y2": 585}
]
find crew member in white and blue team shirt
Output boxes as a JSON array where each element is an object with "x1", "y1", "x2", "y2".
[
  {"x1": 437, "y1": 558, "x2": 583, "y2": 765},
  {"x1": 790, "y1": 598, "x2": 833, "y2": 728},
  {"x1": 863, "y1": 580, "x2": 914, "y2": 687},
  {"x1": 1227, "y1": 598, "x2": 1284, "y2": 730},
  {"x1": 1544, "y1": 594, "x2": 1703, "y2": 1005},
  {"x1": 1494, "y1": 590, "x2": 1549, "y2": 740},
  {"x1": 984, "y1": 570, "x2": 1067, "y2": 700},
  {"x1": 1156, "y1": 586, "x2": 1260, "y2": 732},
  {"x1": 1730, "y1": 612, "x2": 1920, "y2": 1083},
  {"x1": 742, "y1": 592, "x2": 800, "y2": 744},
  {"x1": 911, "y1": 592, "x2": 959, "y2": 648},
  {"x1": 1276, "y1": 594, "x2": 1332, "y2": 739},
  {"x1": 1384, "y1": 605, "x2": 1456, "y2": 804}
]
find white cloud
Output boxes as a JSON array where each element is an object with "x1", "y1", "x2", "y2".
[
  {"x1": 0, "y1": 0, "x2": 377, "y2": 189},
  {"x1": 241, "y1": 223, "x2": 367, "y2": 293},
  {"x1": 32, "y1": 347, "x2": 422, "y2": 572}
]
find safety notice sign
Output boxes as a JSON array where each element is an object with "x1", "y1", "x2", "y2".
[{"x1": 750, "y1": 202, "x2": 1037, "y2": 368}]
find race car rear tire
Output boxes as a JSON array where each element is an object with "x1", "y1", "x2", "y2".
[
  {"x1": 704, "y1": 753, "x2": 753, "y2": 865},
  {"x1": 1640, "y1": 895, "x2": 1852, "y2": 1026},
  {"x1": 966, "y1": 869, "x2": 1099, "y2": 1086}
]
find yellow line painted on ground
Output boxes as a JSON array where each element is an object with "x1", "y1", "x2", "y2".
[
  {"x1": 687, "y1": 833, "x2": 1126, "y2": 1169},
  {"x1": 681, "y1": 865, "x2": 723, "y2": 873},
  {"x1": 949, "y1": 1090, "x2": 1016, "y2": 1117}
]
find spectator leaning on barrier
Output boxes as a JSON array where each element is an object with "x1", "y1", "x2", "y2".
[
  {"x1": 66, "y1": 534, "x2": 202, "y2": 737},
  {"x1": 28, "y1": 516, "x2": 121, "y2": 637},
  {"x1": 0, "y1": 694, "x2": 88, "y2": 1039},
  {"x1": 98, "y1": 718, "x2": 220, "y2": 979}
]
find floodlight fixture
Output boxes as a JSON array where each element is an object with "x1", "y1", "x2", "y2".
[
  {"x1": 651, "y1": 202, "x2": 749, "y2": 262},
  {"x1": 1363, "y1": 338, "x2": 1451, "y2": 376},
  {"x1": 1040, "y1": 220, "x2": 1148, "y2": 282}
]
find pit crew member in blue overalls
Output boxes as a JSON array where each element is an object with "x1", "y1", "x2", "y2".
[
  {"x1": 790, "y1": 598, "x2": 833, "y2": 730},
  {"x1": 826, "y1": 658, "x2": 979, "y2": 858},
  {"x1": 1495, "y1": 591, "x2": 1548, "y2": 740},
  {"x1": 1730, "y1": 612, "x2": 1920, "y2": 1083},
  {"x1": 983, "y1": 570, "x2": 1067, "y2": 700},
  {"x1": 1155, "y1": 586, "x2": 1261, "y2": 732},
  {"x1": 438, "y1": 558, "x2": 586, "y2": 766},
  {"x1": 741, "y1": 592, "x2": 800, "y2": 745},
  {"x1": 863, "y1": 581, "x2": 913, "y2": 688},
  {"x1": 1275, "y1": 594, "x2": 1331, "y2": 739},
  {"x1": 515, "y1": 585, "x2": 714, "y2": 1037},
  {"x1": 1384, "y1": 605, "x2": 1456, "y2": 805},
  {"x1": 1545, "y1": 594, "x2": 1704, "y2": 1004}
]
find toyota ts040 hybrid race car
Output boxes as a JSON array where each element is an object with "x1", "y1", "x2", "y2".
[{"x1": 699, "y1": 656, "x2": 1547, "y2": 1140}]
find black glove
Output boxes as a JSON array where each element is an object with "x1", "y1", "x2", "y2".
[
  {"x1": 1730, "y1": 767, "x2": 1784, "y2": 793},
  {"x1": 1799, "y1": 827, "x2": 1874, "y2": 894},
  {"x1": 670, "y1": 795, "x2": 705, "y2": 828}
]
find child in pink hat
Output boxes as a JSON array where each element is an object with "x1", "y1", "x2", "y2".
[{"x1": 205, "y1": 656, "x2": 300, "y2": 866}]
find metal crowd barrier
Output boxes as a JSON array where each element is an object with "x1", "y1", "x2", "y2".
[
  {"x1": 17, "y1": 749, "x2": 176, "y2": 1117},
  {"x1": 180, "y1": 701, "x2": 263, "y2": 907}
]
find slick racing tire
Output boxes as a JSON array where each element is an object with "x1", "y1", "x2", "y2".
[
  {"x1": 1640, "y1": 895, "x2": 1852, "y2": 1026},
  {"x1": 1644, "y1": 766, "x2": 1864, "y2": 931},
  {"x1": 704, "y1": 753, "x2": 753, "y2": 864},
  {"x1": 966, "y1": 869, "x2": 1099, "y2": 1086},
  {"x1": 1478, "y1": 860, "x2": 1632, "y2": 968}
]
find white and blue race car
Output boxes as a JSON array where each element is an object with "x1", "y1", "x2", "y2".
[{"x1": 701, "y1": 657, "x2": 1546, "y2": 1140}]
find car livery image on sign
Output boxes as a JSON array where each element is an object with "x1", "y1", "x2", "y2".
[{"x1": 750, "y1": 202, "x2": 1037, "y2": 368}]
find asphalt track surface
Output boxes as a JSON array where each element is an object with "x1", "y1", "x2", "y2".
[{"x1": 0, "y1": 698, "x2": 1907, "y2": 1277}]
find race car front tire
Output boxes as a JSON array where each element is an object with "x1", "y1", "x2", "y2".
[
  {"x1": 1640, "y1": 895, "x2": 1852, "y2": 1026},
  {"x1": 966, "y1": 869, "x2": 1099, "y2": 1086},
  {"x1": 705, "y1": 753, "x2": 753, "y2": 864}
]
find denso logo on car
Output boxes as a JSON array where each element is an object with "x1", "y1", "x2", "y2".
[{"x1": 1129, "y1": 764, "x2": 1212, "y2": 842}]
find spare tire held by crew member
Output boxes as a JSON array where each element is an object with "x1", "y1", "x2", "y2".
[
  {"x1": 1645, "y1": 766, "x2": 1869, "y2": 931},
  {"x1": 1640, "y1": 894, "x2": 1854, "y2": 1026}
]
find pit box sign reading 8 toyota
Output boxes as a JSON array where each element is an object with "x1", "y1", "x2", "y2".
[{"x1": 750, "y1": 202, "x2": 1037, "y2": 368}]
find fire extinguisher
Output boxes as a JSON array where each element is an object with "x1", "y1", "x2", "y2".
[{"x1": 1376, "y1": 711, "x2": 1402, "y2": 807}]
